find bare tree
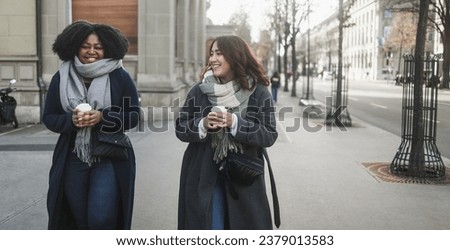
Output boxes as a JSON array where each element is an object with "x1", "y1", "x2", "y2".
[
  {"x1": 384, "y1": 12, "x2": 417, "y2": 75},
  {"x1": 324, "y1": 30, "x2": 336, "y2": 72},
  {"x1": 229, "y1": 8, "x2": 252, "y2": 43},
  {"x1": 268, "y1": 0, "x2": 283, "y2": 74},
  {"x1": 383, "y1": 0, "x2": 449, "y2": 88},
  {"x1": 281, "y1": 0, "x2": 291, "y2": 92},
  {"x1": 383, "y1": 0, "x2": 442, "y2": 175},
  {"x1": 290, "y1": 0, "x2": 309, "y2": 97},
  {"x1": 272, "y1": 0, "x2": 283, "y2": 73},
  {"x1": 254, "y1": 30, "x2": 274, "y2": 70},
  {"x1": 328, "y1": 0, "x2": 356, "y2": 126},
  {"x1": 429, "y1": 0, "x2": 450, "y2": 88},
  {"x1": 269, "y1": 0, "x2": 309, "y2": 94}
]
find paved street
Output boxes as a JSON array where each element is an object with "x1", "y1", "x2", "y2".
[
  {"x1": 311, "y1": 77, "x2": 450, "y2": 159},
  {"x1": 2, "y1": 85, "x2": 450, "y2": 230}
]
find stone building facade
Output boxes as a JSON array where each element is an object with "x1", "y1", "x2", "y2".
[
  {"x1": 0, "y1": 0, "x2": 207, "y2": 123},
  {"x1": 301, "y1": 0, "x2": 434, "y2": 81}
]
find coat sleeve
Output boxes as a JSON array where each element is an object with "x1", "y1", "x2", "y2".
[
  {"x1": 99, "y1": 69, "x2": 140, "y2": 132},
  {"x1": 232, "y1": 85, "x2": 278, "y2": 147},
  {"x1": 175, "y1": 85, "x2": 206, "y2": 143},
  {"x1": 43, "y1": 72, "x2": 78, "y2": 134}
]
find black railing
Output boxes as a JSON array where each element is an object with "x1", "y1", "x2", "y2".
[
  {"x1": 325, "y1": 64, "x2": 351, "y2": 127},
  {"x1": 390, "y1": 54, "x2": 445, "y2": 178}
]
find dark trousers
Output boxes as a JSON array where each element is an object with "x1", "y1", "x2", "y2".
[
  {"x1": 271, "y1": 87, "x2": 279, "y2": 103},
  {"x1": 64, "y1": 153, "x2": 119, "y2": 229}
]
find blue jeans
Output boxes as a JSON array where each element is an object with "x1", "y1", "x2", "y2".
[
  {"x1": 271, "y1": 87, "x2": 279, "y2": 103},
  {"x1": 211, "y1": 175, "x2": 227, "y2": 230},
  {"x1": 64, "y1": 153, "x2": 119, "y2": 229}
]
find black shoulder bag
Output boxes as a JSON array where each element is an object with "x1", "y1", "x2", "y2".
[
  {"x1": 224, "y1": 148, "x2": 281, "y2": 228},
  {"x1": 216, "y1": 87, "x2": 281, "y2": 228},
  {"x1": 92, "y1": 131, "x2": 132, "y2": 160}
]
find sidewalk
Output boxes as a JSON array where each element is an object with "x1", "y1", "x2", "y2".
[
  {"x1": 1, "y1": 88, "x2": 450, "y2": 230},
  {"x1": 272, "y1": 89, "x2": 450, "y2": 229}
]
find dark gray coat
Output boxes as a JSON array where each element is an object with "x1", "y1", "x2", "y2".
[
  {"x1": 43, "y1": 68, "x2": 140, "y2": 229},
  {"x1": 175, "y1": 83, "x2": 278, "y2": 229}
]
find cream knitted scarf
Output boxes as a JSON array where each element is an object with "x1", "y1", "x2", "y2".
[{"x1": 199, "y1": 69, "x2": 255, "y2": 162}]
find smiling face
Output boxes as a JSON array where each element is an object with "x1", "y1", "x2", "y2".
[
  {"x1": 209, "y1": 41, "x2": 234, "y2": 83},
  {"x1": 78, "y1": 33, "x2": 104, "y2": 64}
]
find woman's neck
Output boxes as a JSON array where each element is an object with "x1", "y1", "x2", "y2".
[
  {"x1": 83, "y1": 77, "x2": 93, "y2": 88},
  {"x1": 219, "y1": 76, "x2": 234, "y2": 84}
]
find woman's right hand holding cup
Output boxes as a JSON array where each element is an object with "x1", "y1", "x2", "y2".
[
  {"x1": 204, "y1": 106, "x2": 227, "y2": 130},
  {"x1": 73, "y1": 103, "x2": 92, "y2": 128}
]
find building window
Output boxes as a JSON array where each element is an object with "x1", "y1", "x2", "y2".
[
  {"x1": 72, "y1": 0, "x2": 138, "y2": 55},
  {"x1": 384, "y1": 10, "x2": 392, "y2": 19}
]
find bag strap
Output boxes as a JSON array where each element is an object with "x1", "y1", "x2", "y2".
[{"x1": 263, "y1": 148, "x2": 281, "y2": 228}]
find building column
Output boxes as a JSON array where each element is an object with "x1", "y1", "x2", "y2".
[{"x1": 137, "y1": 0, "x2": 184, "y2": 107}]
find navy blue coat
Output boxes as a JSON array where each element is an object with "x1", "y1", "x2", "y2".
[
  {"x1": 175, "y1": 83, "x2": 278, "y2": 229},
  {"x1": 43, "y1": 68, "x2": 140, "y2": 229}
]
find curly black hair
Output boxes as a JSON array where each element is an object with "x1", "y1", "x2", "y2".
[{"x1": 52, "y1": 20, "x2": 129, "y2": 61}]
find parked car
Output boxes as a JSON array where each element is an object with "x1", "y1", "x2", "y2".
[
  {"x1": 322, "y1": 71, "x2": 346, "y2": 80},
  {"x1": 322, "y1": 71, "x2": 334, "y2": 80}
]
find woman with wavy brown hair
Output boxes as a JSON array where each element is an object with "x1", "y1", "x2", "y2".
[{"x1": 176, "y1": 35, "x2": 279, "y2": 230}]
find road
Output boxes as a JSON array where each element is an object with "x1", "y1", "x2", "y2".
[{"x1": 300, "y1": 76, "x2": 450, "y2": 159}]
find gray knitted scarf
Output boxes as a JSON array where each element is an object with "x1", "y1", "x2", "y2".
[
  {"x1": 59, "y1": 56, "x2": 122, "y2": 166},
  {"x1": 199, "y1": 69, "x2": 255, "y2": 163}
]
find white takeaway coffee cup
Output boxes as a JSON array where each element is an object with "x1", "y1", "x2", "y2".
[
  {"x1": 76, "y1": 103, "x2": 92, "y2": 112},
  {"x1": 211, "y1": 106, "x2": 227, "y2": 113}
]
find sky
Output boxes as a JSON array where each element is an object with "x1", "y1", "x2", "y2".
[{"x1": 207, "y1": 0, "x2": 338, "y2": 42}]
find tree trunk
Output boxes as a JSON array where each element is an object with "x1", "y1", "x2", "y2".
[
  {"x1": 278, "y1": 35, "x2": 282, "y2": 74},
  {"x1": 290, "y1": 0, "x2": 297, "y2": 97},
  {"x1": 442, "y1": 28, "x2": 450, "y2": 89},
  {"x1": 335, "y1": 0, "x2": 343, "y2": 119},
  {"x1": 283, "y1": 45, "x2": 289, "y2": 92},
  {"x1": 304, "y1": 1, "x2": 311, "y2": 99},
  {"x1": 397, "y1": 42, "x2": 403, "y2": 76},
  {"x1": 291, "y1": 37, "x2": 297, "y2": 97},
  {"x1": 282, "y1": 0, "x2": 290, "y2": 92},
  {"x1": 328, "y1": 51, "x2": 332, "y2": 71},
  {"x1": 410, "y1": 0, "x2": 429, "y2": 175}
]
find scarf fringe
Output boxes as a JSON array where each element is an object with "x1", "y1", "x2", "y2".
[
  {"x1": 210, "y1": 127, "x2": 243, "y2": 163},
  {"x1": 73, "y1": 127, "x2": 95, "y2": 166}
]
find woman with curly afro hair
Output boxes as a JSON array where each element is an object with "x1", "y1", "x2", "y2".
[{"x1": 43, "y1": 20, "x2": 140, "y2": 229}]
